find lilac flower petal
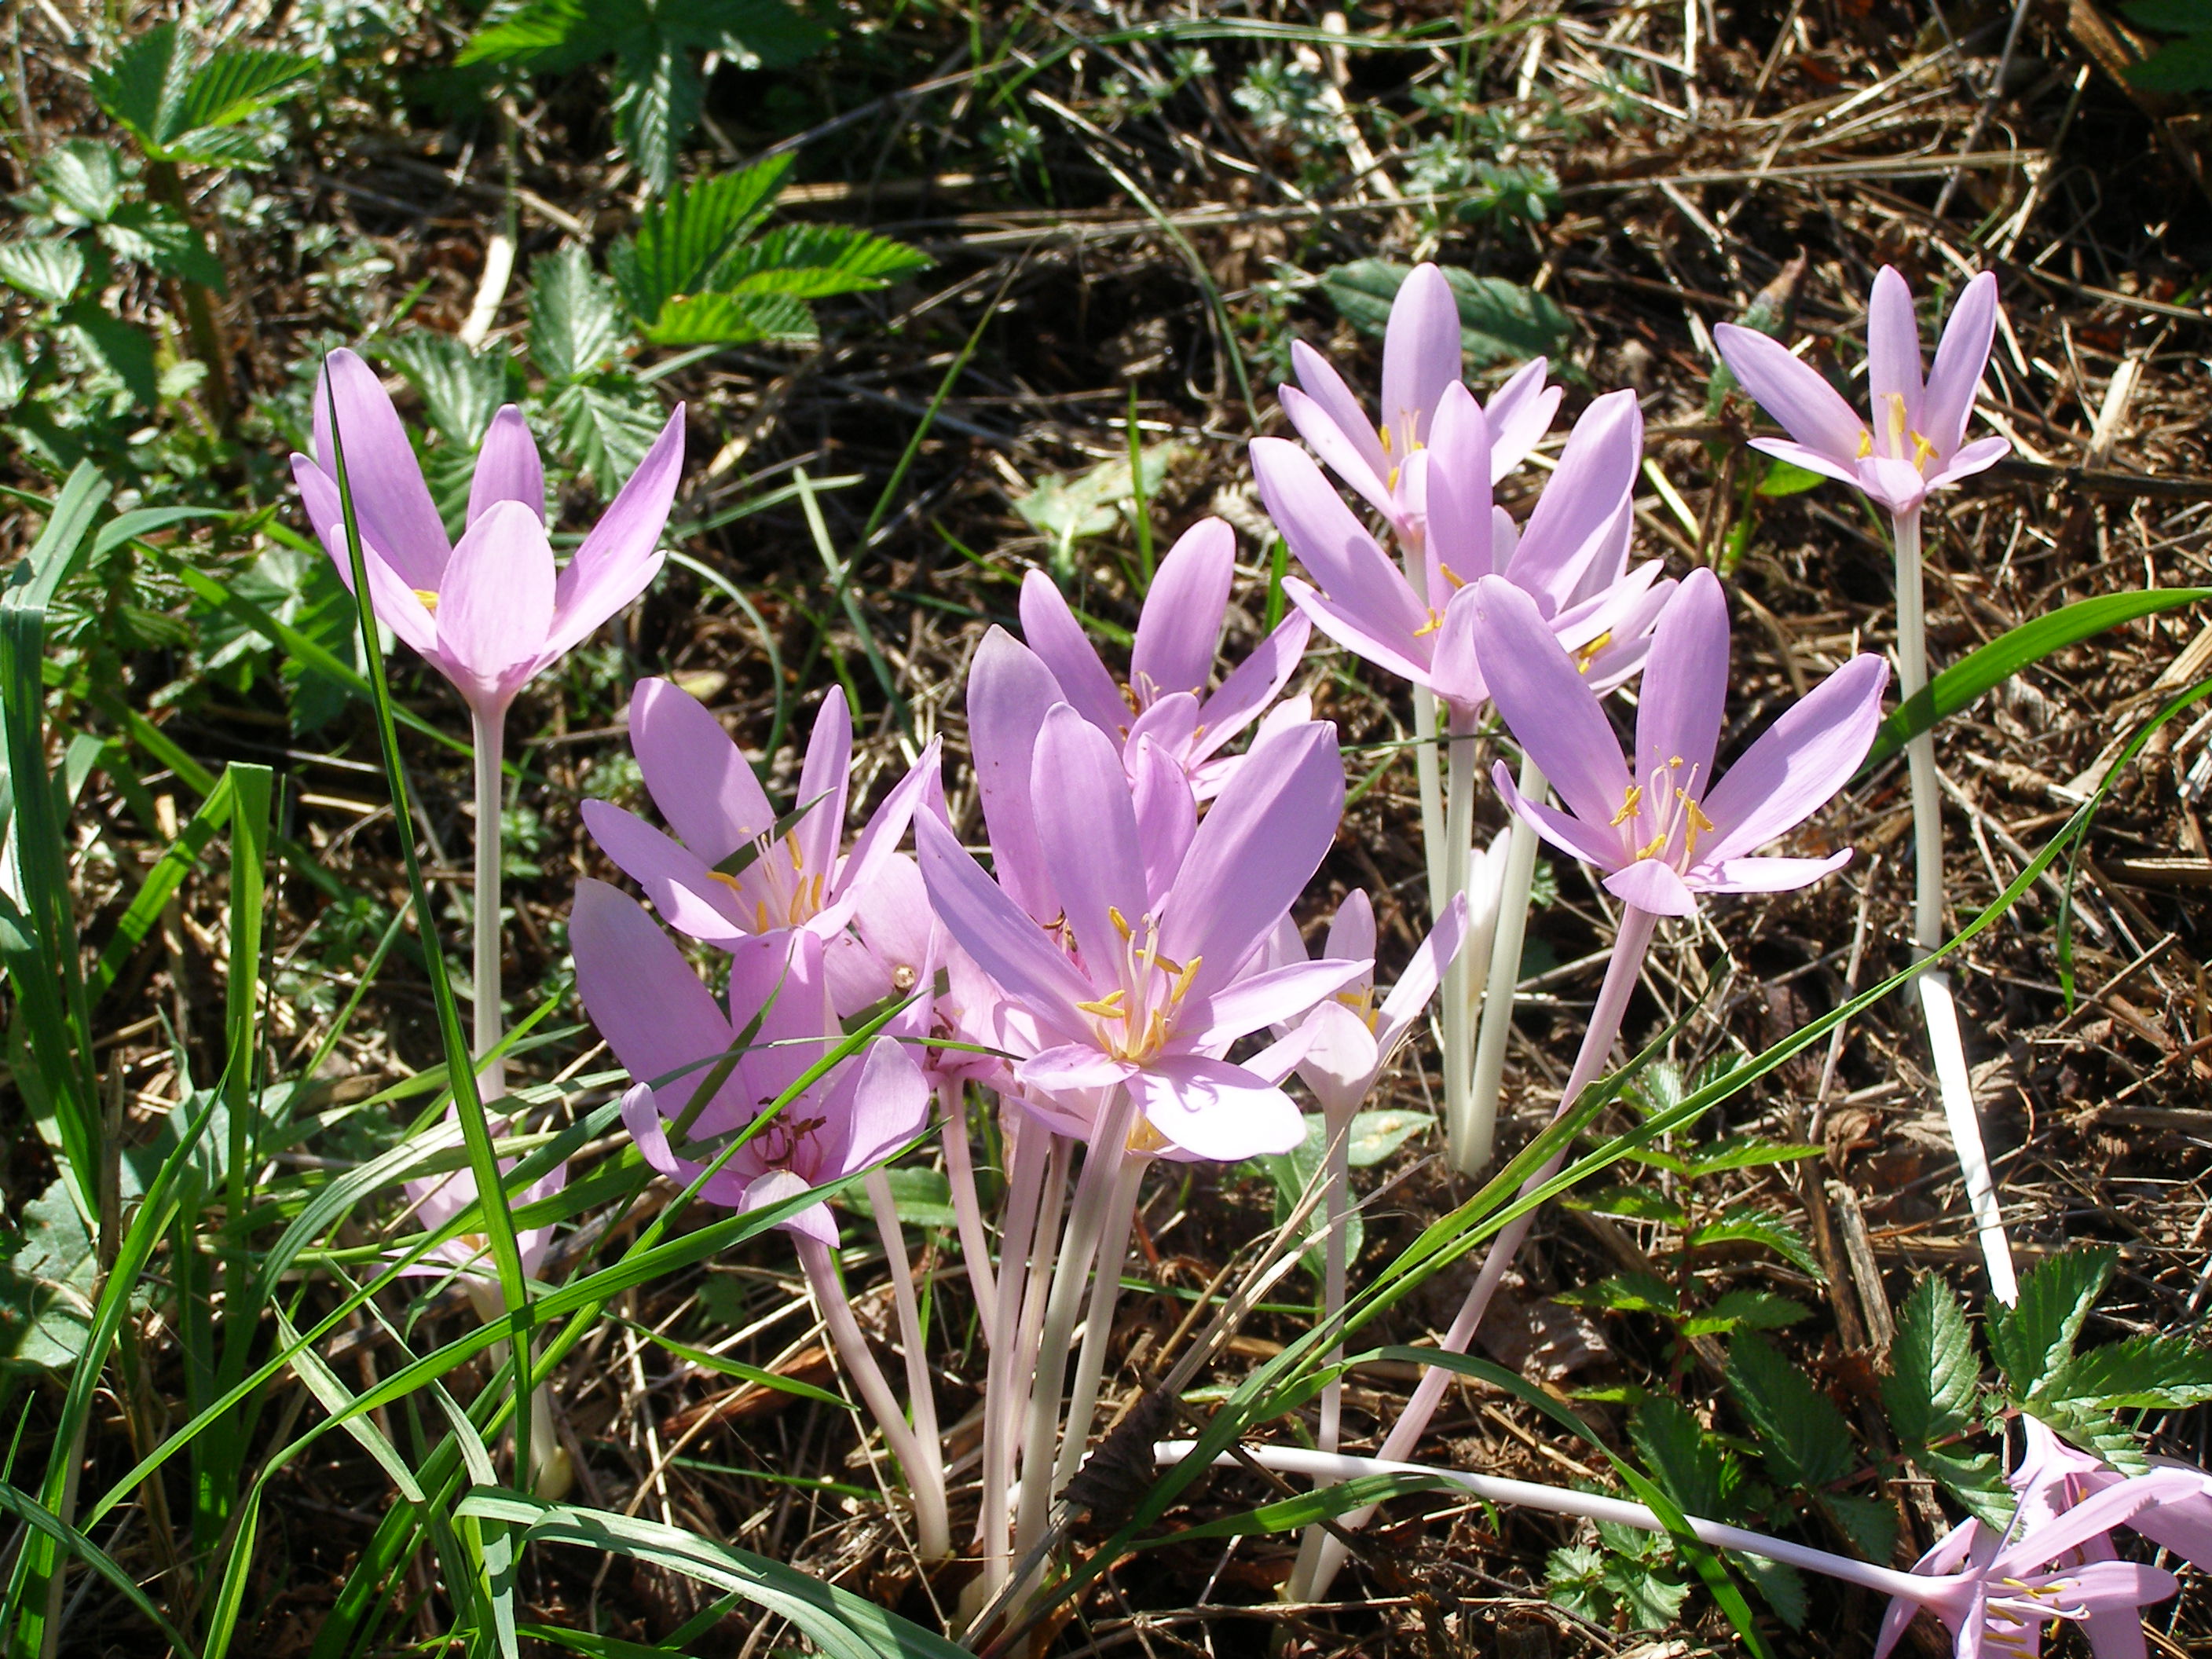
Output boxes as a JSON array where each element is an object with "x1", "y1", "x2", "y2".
[
  {"x1": 1703, "y1": 851, "x2": 1853, "y2": 893},
  {"x1": 1240, "y1": 1024, "x2": 1317, "y2": 1089},
  {"x1": 725, "y1": 929, "x2": 835, "y2": 1107},
  {"x1": 1699, "y1": 652, "x2": 1888, "y2": 864},
  {"x1": 290, "y1": 454, "x2": 438, "y2": 646},
  {"x1": 1129, "y1": 734, "x2": 1197, "y2": 903},
  {"x1": 312, "y1": 347, "x2": 452, "y2": 590},
  {"x1": 1295, "y1": 1000, "x2": 1382, "y2": 1121},
  {"x1": 1282, "y1": 384, "x2": 1401, "y2": 526},
  {"x1": 1284, "y1": 578, "x2": 1436, "y2": 688},
  {"x1": 1922, "y1": 271, "x2": 2001, "y2": 456},
  {"x1": 579, "y1": 800, "x2": 750, "y2": 945},
  {"x1": 436, "y1": 499, "x2": 556, "y2": 710},
  {"x1": 1746, "y1": 437, "x2": 1867, "y2": 493},
  {"x1": 1604, "y1": 858, "x2": 1699, "y2": 916},
  {"x1": 1128, "y1": 1053, "x2": 1304, "y2": 1160},
  {"x1": 1158, "y1": 719, "x2": 1344, "y2": 1001},
  {"x1": 546, "y1": 404, "x2": 684, "y2": 657},
  {"x1": 1634, "y1": 569, "x2": 1730, "y2": 782},
  {"x1": 837, "y1": 1036, "x2": 932, "y2": 1170},
  {"x1": 792, "y1": 686, "x2": 854, "y2": 885},
  {"x1": 1427, "y1": 586, "x2": 1490, "y2": 712},
  {"x1": 1018, "y1": 1045, "x2": 1138, "y2": 1095},
  {"x1": 1189, "y1": 958, "x2": 1370, "y2": 1047},
  {"x1": 967, "y1": 627, "x2": 1066, "y2": 924},
  {"x1": 1423, "y1": 383, "x2": 1495, "y2": 591},
  {"x1": 1715, "y1": 324, "x2": 1868, "y2": 464},
  {"x1": 1994, "y1": 1472, "x2": 2204, "y2": 1574},
  {"x1": 469, "y1": 405, "x2": 547, "y2": 525},
  {"x1": 1381, "y1": 262, "x2": 1462, "y2": 447},
  {"x1": 622, "y1": 1083, "x2": 749, "y2": 1207},
  {"x1": 1251, "y1": 439, "x2": 1430, "y2": 642},
  {"x1": 1133, "y1": 518, "x2": 1236, "y2": 701},
  {"x1": 629, "y1": 677, "x2": 775, "y2": 864},
  {"x1": 915, "y1": 814, "x2": 1093, "y2": 1042},
  {"x1": 1866, "y1": 266, "x2": 1925, "y2": 449},
  {"x1": 1289, "y1": 340, "x2": 1390, "y2": 474},
  {"x1": 1468, "y1": 575, "x2": 1633, "y2": 831},
  {"x1": 824, "y1": 740, "x2": 939, "y2": 931},
  {"x1": 1126, "y1": 690, "x2": 1199, "y2": 761},
  {"x1": 741, "y1": 1169, "x2": 839, "y2": 1246},
  {"x1": 1509, "y1": 390, "x2": 1642, "y2": 606},
  {"x1": 1492, "y1": 762, "x2": 1631, "y2": 872},
  {"x1": 1190, "y1": 611, "x2": 1310, "y2": 764},
  {"x1": 571, "y1": 880, "x2": 747, "y2": 1128},
  {"x1": 1019, "y1": 568, "x2": 1130, "y2": 737},
  {"x1": 1926, "y1": 435, "x2": 2009, "y2": 492},
  {"x1": 1483, "y1": 357, "x2": 1562, "y2": 482},
  {"x1": 1324, "y1": 888, "x2": 1375, "y2": 970},
  {"x1": 1032, "y1": 704, "x2": 1151, "y2": 965},
  {"x1": 1857, "y1": 455, "x2": 1930, "y2": 515},
  {"x1": 1374, "y1": 893, "x2": 1468, "y2": 1057}
]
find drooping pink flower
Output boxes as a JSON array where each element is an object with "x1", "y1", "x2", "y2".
[
  {"x1": 570, "y1": 879, "x2": 929, "y2": 1246},
  {"x1": 1016, "y1": 518, "x2": 1312, "y2": 798},
  {"x1": 1714, "y1": 268, "x2": 2007, "y2": 518},
  {"x1": 580, "y1": 679, "x2": 938, "y2": 950},
  {"x1": 914, "y1": 707, "x2": 1360, "y2": 1160},
  {"x1": 291, "y1": 349, "x2": 685, "y2": 720},
  {"x1": 397, "y1": 1112, "x2": 567, "y2": 1320},
  {"x1": 1280, "y1": 261, "x2": 1560, "y2": 544},
  {"x1": 1254, "y1": 387, "x2": 1668, "y2": 717},
  {"x1": 1473, "y1": 567, "x2": 1888, "y2": 917}
]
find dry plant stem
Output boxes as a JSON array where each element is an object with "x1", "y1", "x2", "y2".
[
  {"x1": 864, "y1": 1166, "x2": 948, "y2": 1555},
  {"x1": 1306, "y1": 904, "x2": 1659, "y2": 1599},
  {"x1": 1051, "y1": 1148, "x2": 1144, "y2": 1492},
  {"x1": 1463, "y1": 752, "x2": 1549, "y2": 1171},
  {"x1": 1014, "y1": 1095, "x2": 1137, "y2": 1571},
  {"x1": 1285, "y1": 1118, "x2": 1355, "y2": 1603},
  {"x1": 795, "y1": 1233, "x2": 952, "y2": 1560},
  {"x1": 939, "y1": 1079, "x2": 998, "y2": 1330},
  {"x1": 1166, "y1": 1445, "x2": 1950, "y2": 1603},
  {"x1": 1894, "y1": 508, "x2": 2018, "y2": 1304},
  {"x1": 981, "y1": 1127, "x2": 1060, "y2": 1594},
  {"x1": 471, "y1": 705, "x2": 507, "y2": 1103},
  {"x1": 1439, "y1": 708, "x2": 1479, "y2": 1170}
]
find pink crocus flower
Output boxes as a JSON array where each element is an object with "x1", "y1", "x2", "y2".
[
  {"x1": 1875, "y1": 1472, "x2": 2195, "y2": 1659},
  {"x1": 1472, "y1": 567, "x2": 1889, "y2": 917},
  {"x1": 1713, "y1": 267, "x2": 2007, "y2": 518},
  {"x1": 570, "y1": 879, "x2": 929, "y2": 1246},
  {"x1": 825, "y1": 851, "x2": 1007, "y2": 1090},
  {"x1": 291, "y1": 348, "x2": 685, "y2": 720},
  {"x1": 580, "y1": 679, "x2": 938, "y2": 950},
  {"x1": 1254, "y1": 387, "x2": 1668, "y2": 718},
  {"x1": 397, "y1": 1112, "x2": 567, "y2": 1320},
  {"x1": 1016, "y1": 518, "x2": 1313, "y2": 798},
  {"x1": 1280, "y1": 261, "x2": 1561, "y2": 544},
  {"x1": 914, "y1": 707, "x2": 1361, "y2": 1161}
]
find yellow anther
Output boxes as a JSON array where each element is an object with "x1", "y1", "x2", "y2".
[
  {"x1": 753, "y1": 900, "x2": 771, "y2": 933},
  {"x1": 1170, "y1": 955, "x2": 1203, "y2": 1003},
  {"x1": 413, "y1": 588, "x2": 441, "y2": 613},
  {"x1": 1386, "y1": 464, "x2": 1401, "y2": 493},
  {"x1": 1412, "y1": 609, "x2": 1445, "y2": 639},
  {"x1": 1378, "y1": 425, "x2": 1393, "y2": 456},
  {"x1": 1126, "y1": 1115, "x2": 1172, "y2": 1155},
  {"x1": 1610, "y1": 784, "x2": 1644, "y2": 826},
  {"x1": 1855, "y1": 429, "x2": 1873, "y2": 460},
  {"x1": 1681, "y1": 793, "x2": 1716, "y2": 856},
  {"x1": 1634, "y1": 832, "x2": 1668, "y2": 862},
  {"x1": 1140, "y1": 949, "x2": 1185, "y2": 977},
  {"x1": 1910, "y1": 429, "x2": 1937, "y2": 469},
  {"x1": 1437, "y1": 563, "x2": 1467, "y2": 590},
  {"x1": 708, "y1": 870, "x2": 743, "y2": 893},
  {"x1": 1078, "y1": 991, "x2": 1128, "y2": 1018},
  {"x1": 1575, "y1": 631, "x2": 1613, "y2": 674},
  {"x1": 1108, "y1": 906, "x2": 1134, "y2": 940}
]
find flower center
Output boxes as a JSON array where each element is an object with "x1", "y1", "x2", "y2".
[
  {"x1": 705, "y1": 830, "x2": 829, "y2": 932},
  {"x1": 1617, "y1": 756, "x2": 1715, "y2": 870},
  {"x1": 1074, "y1": 906, "x2": 1203, "y2": 1063}
]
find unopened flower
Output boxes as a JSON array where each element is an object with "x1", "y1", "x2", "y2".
[
  {"x1": 1473, "y1": 567, "x2": 1888, "y2": 916},
  {"x1": 581, "y1": 679, "x2": 937, "y2": 950},
  {"x1": 291, "y1": 349, "x2": 684, "y2": 720},
  {"x1": 1714, "y1": 267, "x2": 2006, "y2": 517},
  {"x1": 397, "y1": 1112, "x2": 567, "y2": 1320},
  {"x1": 1017, "y1": 518, "x2": 1311, "y2": 797}
]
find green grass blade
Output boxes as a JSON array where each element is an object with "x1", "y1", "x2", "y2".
[{"x1": 0, "y1": 1481, "x2": 201, "y2": 1657}]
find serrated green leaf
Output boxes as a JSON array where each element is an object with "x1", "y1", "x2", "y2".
[
  {"x1": 642, "y1": 290, "x2": 817, "y2": 348},
  {"x1": 1726, "y1": 1334, "x2": 1851, "y2": 1492},
  {"x1": 1320, "y1": 258, "x2": 1574, "y2": 367},
  {"x1": 1554, "y1": 1271, "x2": 1677, "y2": 1317},
  {"x1": 1738, "y1": 1554, "x2": 1807, "y2": 1629},
  {"x1": 610, "y1": 158, "x2": 793, "y2": 324},
  {"x1": 529, "y1": 244, "x2": 627, "y2": 385},
  {"x1": 90, "y1": 24, "x2": 192, "y2": 148},
  {"x1": 0, "y1": 240, "x2": 85, "y2": 306},
  {"x1": 613, "y1": 35, "x2": 698, "y2": 194},
  {"x1": 718, "y1": 222, "x2": 932, "y2": 298},
  {"x1": 1883, "y1": 1276, "x2": 1983, "y2": 1445},
  {"x1": 1602, "y1": 1555, "x2": 1691, "y2": 1631},
  {"x1": 1686, "y1": 1207, "x2": 1822, "y2": 1278},
  {"x1": 1631, "y1": 1394, "x2": 1730, "y2": 1518},
  {"x1": 1345, "y1": 1108, "x2": 1430, "y2": 1167},
  {"x1": 545, "y1": 378, "x2": 666, "y2": 490},
  {"x1": 1987, "y1": 1247, "x2": 2114, "y2": 1400},
  {"x1": 1683, "y1": 1289, "x2": 1813, "y2": 1338},
  {"x1": 38, "y1": 141, "x2": 123, "y2": 224},
  {"x1": 459, "y1": 0, "x2": 616, "y2": 68},
  {"x1": 1561, "y1": 1184, "x2": 1691, "y2": 1225},
  {"x1": 2039, "y1": 1332, "x2": 2212, "y2": 1411},
  {"x1": 178, "y1": 48, "x2": 317, "y2": 132},
  {"x1": 1678, "y1": 1137, "x2": 1825, "y2": 1176},
  {"x1": 101, "y1": 202, "x2": 225, "y2": 288},
  {"x1": 377, "y1": 331, "x2": 511, "y2": 450},
  {"x1": 1920, "y1": 1443, "x2": 2012, "y2": 1526}
]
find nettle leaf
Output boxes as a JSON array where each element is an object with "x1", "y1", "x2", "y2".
[
  {"x1": 1726, "y1": 1334, "x2": 1851, "y2": 1492},
  {"x1": 613, "y1": 35, "x2": 699, "y2": 194},
  {"x1": 1883, "y1": 1276, "x2": 1983, "y2": 1445},
  {"x1": 0, "y1": 1177, "x2": 97, "y2": 1371},
  {"x1": 0, "y1": 239, "x2": 86, "y2": 306},
  {"x1": 1344, "y1": 1108, "x2": 1429, "y2": 1168},
  {"x1": 178, "y1": 48, "x2": 317, "y2": 132},
  {"x1": 1320, "y1": 258, "x2": 1574, "y2": 368},
  {"x1": 1554, "y1": 1271, "x2": 1677, "y2": 1317},
  {"x1": 611, "y1": 158, "x2": 793, "y2": 324},
  {"x1": 544, "y1": 377, "x2": 666, "y2": 490},
  {"x1": 1679, "y1": 1137, "x2": 1825, "y2": 1177},
  {"x1": 91, "y1": 24, "x2": 194, "y2": 149},
  {"x1": 719, "y1": 222, "x2": 932, "y2": 298},
  {"x1": 529, "y1": 244, "x2": 627, "y2": 385},
  {"x1": 39, "y1": 141, "x2": 123, "y2": 224},
  {"x1": 459, "y1": 0, "x2": 621, "y2": 70},
  {"x1": 377, "y1": 331, "x2": 511, "y2": 450},
  {"x1": 1737, "y1": 1554, "x2": 1808, "y2": 1630},
  {"x1": 1602, "y1": 1555, "x2": 1691, "y2": 1632},
  {"x1": 1561, "y1": 1184, "x2": 1690, "y2": 1225},
  {"x1": 1921, "y1": 1443, "x2": 2011, "y2": 1526},
  {"x1": 643, "y1": 290, "x2": 817, "y2": 349},
  {"x1": 1682, "y1": 1289, "x2": 1813, "y2": 1339},
  {"x1": 673, "y1": 0, "x2": 833, "y2": 64},
  {"x1": 1686, "y1": 1206, "x2": 1822, "y2": 1278},
  {"x1": 2039, "y1": 1332, "x2": 2212, "y2": 1412},
  {"x1": 1630, "y1": 1395, "x2": 1731, "y2": 1518},
  {"x1": 101, "y1": 202, "x2": 225, "y2": 288},
  {"x1": 1987, "y1": 1246, "x2": 2114, "y2": 1400}
]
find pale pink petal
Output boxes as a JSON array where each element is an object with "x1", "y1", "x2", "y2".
[
  {"x1": 1699, "y1": 653, "x2": 1888, "y2": 864},
  {"x1": 833, "y1": 1036, "x2": 933, "y2": 1170},
  {"x1": 1925, "y1": 435, "x2": 2009, "y2": 493},
  {"x1": 914, "y1": 815, "x2": 1093, "y2": 1041},
  {"x1": 1508, "y1": 390, "x2": 1642, "y2": 607},
  {"x1": 1032, "y1": 703, "x2": 1152, "y2": 965},
  {"x1": 1324, "y1": 889, "x2": 1376, "y2": 969},
  {"x1": 1373, "y1": 892, "x2": 1468, "y2": 1056},
  {"x1": 1701, "y1": 851, "x2": 1853, "y2": 892},
  {"x1": 312, "y1": 347, "x2": 451, "y2": 590},
  {"x1": 543, "y1": 404, "x2": 684, "y2": 657},
  {"x1": 434, "y1": 499, "x2": 556, "y2": 712},
  {"x1": 1482, "y1": 357, "x2": 1561, "y2": 481},
  {"x1": 1857, "y1": 455, "x2": 1931, "y2": 515},
  {"x1": 1251, "y1": 439, "x2": 1430, "y2": 643},
  {"x1": 1281, "y1": 380, "x2": 1401, "y2": 526},
  {"x1": 1289, "y1": 339, "x2": 1390, "y2": 481},
  {"x1": 291, "y1": 454, "x2": 438, "y2": 654},
  {"x1": 1866, "y1": 266, "x2": 1926, "y2": 452},
  {"x1": 1133, "y1": 518, "x2": 1235, "y2": 701},
  {"x1": 628, "y1": 677, "x2": 775, "y2": 863},
  {"x1": 468, "y1": 405, "x2": 546, "y2": 525},
  {"x1": 1127, "y1": 1053, "x2": 1305, "y2": 1160},
  {"x1": 1126, "y1": 690, "x2": 1199, "y2": 762},
  {"x1": 1129, "y1": 734, "x2": 1197, "y2": 903},
  {"x1": 1467, "y1": 576, "x2": 1632, "y2": 832},
  {"x1": 1017, "y1": 1045, "x2": 1138, "y2": 1096},
  {"x1": 1190, "y1": 958, "x2": 1369, "y2": 1046},
  {"x1": 822, "y1": 739, "x2": 939, "y2": 928},
  {"x1": 1747, "y1": 436, "x2": 1869, "y2": 493},
  {"x1": 967, "y1": 627, "x2": 1066, "y2": 924},
  {"x1": 1493, "y1": 763, "x2": 1631, "y2": 872},
  {"x1": 1295, "y1": 999, "x2": 1382, "y2": 1121},
  {"x1": 740, "y1": 1168, "x2": 838, "y2": 1246},
  {"x1": 1605, "y1": 858, "x2": 1699, "y2": 916},
  {"x1": 1423, "y1": 383, "x2": 1495, "y2": 593},
  {"x1": 1019, "y1": 568, "x2": 1130, "y2": 737},
  {"x1": 1715, "y1": 324, "x2": 1869, "y2": 466},
  {"x1": 791, "y1": 686, "x2": 853, "y2": 884},
  {"x1": 1921, "y1": 272, "x2": 2001, "y2": 457},
  {"x1": 1633, "y1": 569, "x2": 1730, "y2": 784},
  {"x1": 572, "y1": 880, "x2": 745, "y2": 1122},
  {"x1": 623, "y1": 1082, "x2": 750, "y2": 1207},
  {"x1": 580, "y1": 800, "x2": 751, "y2": 945},
  {"x1": 1190, "y1": 612, "x2": 1310, "y2": 764},
  {"x1": 1285, "y1": 578, "x2": 1436, "y2": 688},
  {"x1": 1381, "y1": 262, "x2": 1462, "y2": 447}
]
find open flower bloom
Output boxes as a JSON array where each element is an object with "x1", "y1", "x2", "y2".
[
  {"x1": 1270, "y1": 887, "x2": 1471, "y2": 1123},
  {"x1": 1254, "y1": 388, "x2": 1666, "y2": 718},
  {"x1": 397, "y1": 1112, "x2": 567, "y2": 1319},
  {"x1": 2007, "y1": 1417, "x2": 2212, "y2": 1589},
  {"x1": 916, "y1": 706, "x2": 1361, "y2": 1160},
  {"x1": 1713, "y1": 267, "x2": 2007, "y2": 518},
  {"x1": 826, "y1": 851, "x2": 1007, "y2": 1090},
  {"x1": 1280, "y1": 261, "x2": 1560, "y2": 544},
  {"x1": 1875, "y1": 1472, "x2": 2197, "y2": 1659},
  {"x1": 1017, "y1": 518, "x2": 1313, "y2": 798},
  {"x1": 581, "y1": 679, "x2": 938, "y2": 950},
  {"x1": 291, "y1": 348, "x2": 685, "y2": 720},
  {"x1": 1474, "y1": 567, "x2": 1888, "y2": 917},
  {"x1": 571, "y1": 879, "x2": 929, "y2": 1246}
]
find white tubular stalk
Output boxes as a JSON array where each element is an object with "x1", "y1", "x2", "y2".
[
  {"x1": 980, "y1": 1122, "x2": 1056, "y2": 1594},
  {"x1": 1284, "y1": 1117, "x2": 1355, "y2": 1604},
  {"x1": 1412, "y1": 686, "x2": 1446, "y2": 907},
  {"x1": 471, "y1": 706, "x2": 507, "y2": 1101},
  {"x1": 865, "y1": 1166, "x2": 949, "y2": 1558},
  {"x1": 1461, "y1": 753, "x2": 1547, "y2": 1172},
  {"x1": 1439, "y1": 711, "x2": 1479, "y2": 1170},
  {"x1": 1052, "y1": 1150, "x2": 1144, "y2": 1492},
  {"x1": 939, "y1": 1079, "x2": 998, "y2": 1331},
  {"x1": 1895, "y1": 508, "x2": 2017, "y2": 1304}
]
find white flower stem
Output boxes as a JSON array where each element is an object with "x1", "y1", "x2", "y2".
[
  {"x1": 1461, "y1": 752, "x2": 1547, "y2": 1173},
  {"x1": 939, "y1": 1079, "x2": 998, "y2": 1331},
  {"x1": 865, "y1": 1166, "x2": 950, "y2": 1558},
  {"x1": 980, "y1": 1120, "x2": 1054, "y2": 1592},
  {"x1": 797, "y1": 1233, "x2": 952, "y2": 1561},
  {"x1": 1439, "y1": 706, "x2": 1480, "y2": 1170},
  {"x1": 1307, "y1": 904, "x2": 1658, "y2": 1599},
  {"x1": 1052, "y1": 1149, "x2": 1144, "y2": 1492},
  {"x1": 471, "y1": 705, "x2": 507, "y2": 1103},
  {"x1": 995, "y1": 1133, "x2": 1069, "y2": 1587},
  {"x1": 1412, "y1": 687, "x2": 1446, "y2": 906},
  {"x1": 1894, "y1": 508, "x2": 2017, "y2": 1305},
  {"x1": 1284, "y1": 1115, "x2": 1356, "y2": 1603},
  {"x1": 1160, "y1": 1444, "x2": 1944, "y2": 1605}
]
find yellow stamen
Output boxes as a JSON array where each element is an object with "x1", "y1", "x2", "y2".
[
  {"x1": 1610, "y1": 784, "x2": 1643, "y2": 826},
  {"x1": 708, "y1": 870, "x2": 742, "y2": 893},
  {"x1": 1437, "y1": 563, "x2": 1467, "y2": 591},
  {"x1": 1412, "y1": 609, "x2": 1445, "y2": 639},
  {"x1": 1108, "y1": 906, "x2": 1133, "y2": 940},
  {"x1": 1078, "y1": 991, "x2": 1128, "y2": 1018},
  {"x1": 1855, "y1": 429, "x2": 1873, "y2": 460},
  {"x1": 1634, "y1": 832, "x2": 1668, "y2": 862},
  {"x1": 1681, "y1": 793, "x2": 1716, "y2": 856},
  {"x1": 1910, "y1": 429, "x2": 1937, "y2": 470},
  {"x1": 413, "y1": 588, "x2": 441, "y2": 613},
  {"x1": 1170, "y1": 956, "x2": 1203, "y2": 1003},
  {"x1": 1126, "y1": 1116, "x2": 1171, "y2": 1155},
  {"x1": 1378, "y1": 425, "x2": 1393, "y2": 456},
  {"x1": 1575, "y1": 631, "x2": 1613, "y2": 674}
]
